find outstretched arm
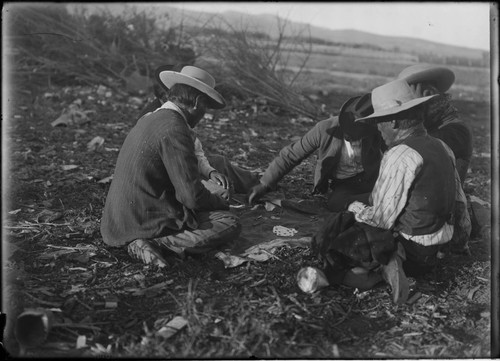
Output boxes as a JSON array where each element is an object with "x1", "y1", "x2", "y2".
[
  {"x1": 160, "y1": 121, "x2": 228, "y2": 212},
  {"x1": 259, "y1": 118, "x2": 333, "y2": 189}
]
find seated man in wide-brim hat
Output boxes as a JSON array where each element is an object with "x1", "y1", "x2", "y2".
[
  {"x1": 101, "y1": 66, "x2": 244, "y2": 267},
  {"x1": 309, "y1": 79, "x2": 471, "y2": 305},
  {"x1": 140, "y1": 65, "x2": 261, "y2": 199},
  {"x1": 397, "y1": 64, "x2": 472, "y2": 185}
]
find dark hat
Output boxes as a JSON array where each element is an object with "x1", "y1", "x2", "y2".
[
  {"x1": 339, "y1": 93, "x2": 376, "y2": 141},
  {"x1": 397, "y1": 64, "x2": 455, "y2": 93}
]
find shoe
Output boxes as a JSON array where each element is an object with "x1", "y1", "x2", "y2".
[
  {"x1": 127, "y1": 239, "x2": 169, "y2": 268},
  {"x1": 381, "y1": 243, "x2": 409, "y2": 305}
]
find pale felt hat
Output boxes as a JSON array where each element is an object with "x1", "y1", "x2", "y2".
[
  {"x1": 158, "y1": 66, "x2": 226, "y2": 109},
  {"x1": 356, "y1": 79, "x2": 437, "y2": 123},
  {"x1": 397, "y1": 64, "x2": 455, "y2": 93}
]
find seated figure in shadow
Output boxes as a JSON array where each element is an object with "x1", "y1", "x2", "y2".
[{"x1": 248, "y1": 93, "x2": 386, "y2": 211}]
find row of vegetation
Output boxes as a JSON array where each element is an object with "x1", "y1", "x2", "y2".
[
  {"x1": 416, "y1": 52, "x2": 489, "y2": 68},
  {"x1": 5, "y1": 3, "x2": 488, "y2": 118},
  {"x1": 198, "y1": 28, "x2": 489, "y2": 69},
  {"x1": 5, "y1": 4, "x2": 320, "y2": 119}
]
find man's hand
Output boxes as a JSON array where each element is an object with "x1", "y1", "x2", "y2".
[
  {"x1": 347, "y1": 200, "x2": 366, "y2": 214},
  {"x1": 248, "y1": 182, "x2": 269, "y2": 205},
  {"x1": 209, "y1": 171, "x2": 230, "y2": 189}
]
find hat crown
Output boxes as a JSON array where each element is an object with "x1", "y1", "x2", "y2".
[
  {"x1": 372, "y1": 80, "x2": 417, "y2": 112},
  {"x1": 339, "y1": 93, "x2": 376, "y2": 141},
  {"x1": 397, "y1": 64, "x2": 455, "y2": 93},
  {"x1": 180, "y1": 66, "x2": 215, "y2": 88},
  {"x1": 351, "y1": 93, "x2": 373, "y2": 118},
  {"x1": 157, "y1": 65, "x2": 225, "y2": 109}
]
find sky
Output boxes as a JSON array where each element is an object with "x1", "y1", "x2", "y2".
[{"x1": 168, "y1": 2, "x2": 492, "y2": 51}]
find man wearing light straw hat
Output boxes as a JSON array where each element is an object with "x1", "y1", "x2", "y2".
[
  {"x1": 140, "y1": 65, "x2": 261, "y2": 198},
  {"x1": 311, "y1": 79, "x2": 470, "y2": 304},
  {"x1": 101, "y1": 66, "x2": 242, "y2": 267}
]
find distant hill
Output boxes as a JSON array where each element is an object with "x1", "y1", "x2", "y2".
[
  {"x1": 71, "y1": 4, "x2": 489, "y2": 63},
  {"x1": 157, "y1": 5, "x2": 488, "y2": 60}
]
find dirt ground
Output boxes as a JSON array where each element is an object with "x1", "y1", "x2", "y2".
[{"x1": 2, "y1": 82, "x2": 493, "y2": 358}]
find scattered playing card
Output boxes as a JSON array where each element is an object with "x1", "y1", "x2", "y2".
[{"x1": 272, "y1": 225, "x2": 298, "y2": 237}]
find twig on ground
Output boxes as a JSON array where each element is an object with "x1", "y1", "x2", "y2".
[
  {"x1": 46, "y1": 244, "x2": 94, "y2": 251},
  {"x1": 261, "y1": 249, "x2": 291, "y2": 265},
  {"x1": 23, "y1": 291, "x2": 62, "y2": 307}
]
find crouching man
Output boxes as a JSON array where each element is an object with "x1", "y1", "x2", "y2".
[
  {"x1": 312, "y1": 79, "x2": 471, "y2": 304},
  {"x1": 248, "y1": 93, "x2": 385, "y2": 211},
  {"x1": 100, "y1": 66, "x2": 241, "y2": 267}
]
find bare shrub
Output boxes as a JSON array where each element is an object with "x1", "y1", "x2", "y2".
[
  {"x1": 4, "y1": 4, "x2": 196, "y2": 91},
  {"x1": 194, "y1": 15, "x2": 320, "y2": 120}
]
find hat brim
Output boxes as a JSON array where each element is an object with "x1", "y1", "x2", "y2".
[
  {"x1": 158, "y1": 71, "x2": 226, "y2": 109},
  {"x1": 356, "y1": 94, "x2": 437, "y2": 123},
  {"x1": 399, "y1": 66, "x2": 455, "y2": 93}
]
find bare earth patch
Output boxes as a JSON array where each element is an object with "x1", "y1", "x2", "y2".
[{"x1": 2, "y1": 83, "x2": 492, "y2": 358}]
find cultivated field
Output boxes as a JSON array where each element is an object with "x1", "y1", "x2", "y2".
[{"x1": 277, "y1": 49, "x2": 490, "y2": 102}]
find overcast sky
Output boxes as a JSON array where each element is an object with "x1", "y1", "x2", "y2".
[{"x1": 168, "y1": 2, "x2": 492, "y2": 51}]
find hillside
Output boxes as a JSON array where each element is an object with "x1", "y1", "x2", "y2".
[
  {"x1": 67, "y1": 3, "x2": 488, "y2": 63},
  {"x1": 214, "y1": 10, "x2": 488, "y2": 60}
]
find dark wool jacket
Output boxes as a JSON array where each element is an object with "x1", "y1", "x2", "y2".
[
  {"x1": 260, "y1": 116, "x2": 385, "y2": 194},
  {"x1": 395, "y1": 134, "x2": 456, "y2": 236},
  {"x1": 428, "y1": 118, "x2": 472, "y2": 184},
  {"x1": 100, "y1": 109, "x2": 228, "y2": 247}
]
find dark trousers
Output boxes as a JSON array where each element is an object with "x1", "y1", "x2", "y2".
[
  {"x1": 327, "y1": 172, "x2": 374, "y2": 212},
  {"x1": 315, "y1": 211, "x2": 442, "y2": 284},
  {"x1": 396, "y1": 235, "x2": 441, "y2": 277},
  {"x1": 207, "y1": 155, "x2": 260, "y2": 194}
]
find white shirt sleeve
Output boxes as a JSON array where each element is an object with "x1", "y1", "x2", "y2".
[
  {"x1": 348, "y1": 144, "x2": 422, "y2": 229},
  {"x1": 194, "y1": 137, "x2": 216, "y2": 178}
]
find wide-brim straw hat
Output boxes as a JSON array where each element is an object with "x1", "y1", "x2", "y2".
[
  {"x1": 157, "y1": 66, "x2": 226, "y2": 109},
  {"x1": 397, "y1": 64, "x2": 455, "y2": 93},
  {"x1": 356, "y1": 79, "x2": 437, "y2": 123}
]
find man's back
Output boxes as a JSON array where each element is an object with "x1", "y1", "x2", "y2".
[
  {"x1": 101, "y1": 109, "x2": 224, "y2": 246},
  {"x1": 394, "y1": 134, "x2": 456, "y2": 237}
]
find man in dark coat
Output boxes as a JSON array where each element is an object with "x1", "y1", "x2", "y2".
[
  {"x1": 100, "y1": 66, "x2": 242, "y2": 267},
  {"x1": 248, "y1": 93, "x2": 385, "y2": 211},
  {"x1": 140, "y1": 65, "x2": 260, "y2": 198}
]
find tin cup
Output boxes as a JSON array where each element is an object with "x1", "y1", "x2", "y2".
[
  {"x1": 297, "y1": 266, "x2": 330, "y2": 293},
  {"x1": 14, "y1": 308, "x2": 55, "y2": 349}
]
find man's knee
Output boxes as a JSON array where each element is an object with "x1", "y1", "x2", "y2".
[
  {"x1": 206, "y1": 155, "x2": 228, "y2": 173},
  {"x1": 397, "y1": 237, "x2": 439, "y2": 276},
  {"x1": 207, "y1": 211, "x2": 242, "y2": 238}
]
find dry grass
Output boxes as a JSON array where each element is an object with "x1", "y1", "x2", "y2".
[{"x1": 2, "y1": 81, "x2": 492, "y2": 358}]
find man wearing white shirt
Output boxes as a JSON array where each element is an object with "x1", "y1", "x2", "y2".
[
  {"x1": 312, "y1": 79, "x2": 470, "y2": 305},
  {"x1": 248, "y1": 94, "x2": 385, "y2": 211}
]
